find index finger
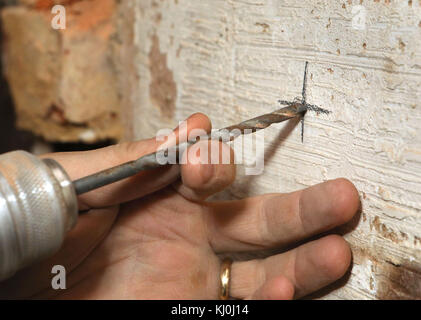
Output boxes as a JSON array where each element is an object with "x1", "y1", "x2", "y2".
[{"x1": 42, "y1": 113, "x2": 212, "y2": 210}]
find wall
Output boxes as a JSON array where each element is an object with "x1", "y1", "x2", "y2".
[{"x1": 115, "y1": 0, "x2": 421, "y2": 299}]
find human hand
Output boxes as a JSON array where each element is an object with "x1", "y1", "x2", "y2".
[{"x1": 0, "y1": 113, "x2": 360, "y2": 300}]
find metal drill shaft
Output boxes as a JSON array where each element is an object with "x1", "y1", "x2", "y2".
[{"x1": 73, "y1": 103, "x2": 307, "y2": 195}]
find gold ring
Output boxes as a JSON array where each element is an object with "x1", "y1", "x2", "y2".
[{"x1": 219, "y1": 258, "x2": 233, "y2": 300}]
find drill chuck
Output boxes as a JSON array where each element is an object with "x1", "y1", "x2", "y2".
[{"x1": 0, "y1": 151, "x2": 78, "y2": 281}]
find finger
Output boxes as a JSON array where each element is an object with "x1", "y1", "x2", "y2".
[
  {"x1": 230, "y1": 235, "x2": 352, "y2": 299},
  {"x1": 206, "y1": 178, "x2": 360, "y2": 252},
  {"x1": 0, "y1": 206, "x2": 118, "y2": 299},
  {"x1": 248, "y1": 276, "x2": 294, "y2": 300},
  {"x1": 174, "y1": 140, "x2": 236, "y2": 201},
  {"x1": 42, "y1": 113, "x2": 212, "y2": 209}
]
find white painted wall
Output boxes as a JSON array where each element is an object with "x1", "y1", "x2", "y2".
[{"x1": 116, "y1": 0, "x2": 421, "y2": 299}]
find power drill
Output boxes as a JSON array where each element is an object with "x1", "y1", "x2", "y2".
[{"x1": 0, "y1": 151, "x2": 77, "y2": 281}]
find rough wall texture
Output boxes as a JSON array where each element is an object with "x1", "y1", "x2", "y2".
[
  {"x1": 1, "y1": 0, "x2": 122, "y2": 143},
  {"x1": 116, "y1": 0, "x2": 421, "y2": 299}
]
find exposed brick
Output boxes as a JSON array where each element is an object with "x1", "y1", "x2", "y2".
[{"x1": 1, "y1": 0, "x2": 122, "y2": 143}]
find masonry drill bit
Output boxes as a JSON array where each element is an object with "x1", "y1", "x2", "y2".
[{"x1": 73, "y1": 103, "x2": 308, "y2": 195}]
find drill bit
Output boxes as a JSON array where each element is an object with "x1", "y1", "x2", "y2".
[{"x1": 73, "y1": 103, "x2": 307, "y2": 195}]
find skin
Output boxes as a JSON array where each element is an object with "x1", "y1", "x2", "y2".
[{"x1": 0, "y1": 113, "x2": 360, "y2": 300}]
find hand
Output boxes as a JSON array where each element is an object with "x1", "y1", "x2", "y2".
[{"x1": 0, "y1": 113, "x2": 360, "y2": 300}]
